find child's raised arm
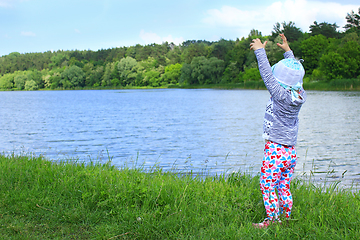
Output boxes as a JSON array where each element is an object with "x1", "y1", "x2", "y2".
[{"x1": 277, "y1": 34, "x2": 291, "y2": 52}]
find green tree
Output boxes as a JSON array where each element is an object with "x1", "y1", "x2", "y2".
[
  {"x1": 189, "y1": 56, "x2": 224, "y2": 85},
  {"x1": 49, "y1": 53, "x2": 69, "y2": 68},
  {"x1": 179, "y1": 63, "x2": 193, "y2": 85},
  {"x1": 94, "y1": 66, "x2": 105, "y2": 87},
  {"x1": 320, "y1": 52, "x2": 347, "y2": 80},
  {"x1": 14, "y1": 74, "x2": 28, "y2": 90},
  {"x1": 345, "y1": 8, "x2": 360, "y2": 31},
  {"x1": 110, "y1": 62, "x2": 119, "y2": 83},
  {"x1": 249, "y1": 29, "x2": 262, "y2": 37},
  {"x1": 43, "y1": 74, "x2": 51, "y2": 89},
  {"x1": 0, "y1": 52, "x2": 21, "y2": 74},
  {"x1": 243, "y1": 51, "x2": 258, "y2": 69},
  {"x1": 227, "y1": 37, "x2": 251, "y2": 72},
  {"x1": 102, "y1": 63, "x2": 112, "y2": 86},
  {"x1": 102, "y1": 62, "x2": 118, "y2": 87},
  {"x1": 271, "y1": 21, "x2": 303, "y2": 42},
  {"x1": 190, "y1": 56, "x2": 210, "y2": 85},
  {"x1": 25, "y1": 80, "x2": 39, "y2": 90},
  {"x1": 341, "y1": 32, "x2": 359, "y2": 44},
  {"x1": 309, "y1": 21, "x2": 340, "y2": 38},
  {"x1": 209, "y1": 39, "x2": 234, "y2": 64},
  {"x1": 83, "y1": 62, "x2": 94, "y2": 86},
  {"x1": 126, "y1": 44, "x2": 143, "y2": 60},
  {"x1": 300, "y1": 34, "x2": 329, "y2": 73},
  {"x1": 49, "y1": 72, "x2": 62, "y2": 89},
  {"x1": 138, "y1": 57, "x2": 158, "y2": 71},
  {"x1": 27, "y1": 70, "x2": 44, "y2": 89},
  {"x1": 265, "y1": 35, "x2": 285, "y2": 65},
  {"x1": 117, "y1": 57, "x2": 139, "y2": 86},
  {"x1": 86, "y1": 65, "x2": 104, "y2": 87},
  {"x1": 0, "y1": 73, "x2": 15, "y2": 89},
  {"x1": 166, "y1": 45, "x2": 182, "y2": 65},
  {"x1": 208, "y1": 57, "x2": 225, "y2": 84},
  {"x1": 144, "y1": 70, "x2": 161, "y2": 87},
  {"x1": 61, "y1": 65, "x2": 85, "y2": 88},
  {"x1": 241, "y1": 68, "x2": 261, "y2": 82},
  {"x1": 161, "y1": 63, "x2": 182, "y2": 85},
  {"x1": 111, "y1": 78, "x2": 120, "y2": 86},
  {"x1": 69, "y1": 57, "x2": 84, "y2": 68},
  {"x1": 182, "y1": 43, "x2": 209, "y2": 64},
  {"x1": 338, "y1": 41, "x2": 360, "y2": 78},
  {"x1": 221, "y1": 62, "x2": 240, "y2": 83}
]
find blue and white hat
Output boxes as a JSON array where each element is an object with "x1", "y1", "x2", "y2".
[{"x1": 271, "y1": 58, "x2": 305, "y2": 87}]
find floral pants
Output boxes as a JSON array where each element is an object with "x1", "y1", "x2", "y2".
[{"x1": 260, "y1": 140, "x2": 297, "y2": 221}]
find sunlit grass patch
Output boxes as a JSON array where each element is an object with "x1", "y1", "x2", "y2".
[{"x1": 0, "y1": 153, "x2": 359, "y2": 239}]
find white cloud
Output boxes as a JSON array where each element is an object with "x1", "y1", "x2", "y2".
[
  {"x1": 140, "y1": 30, "x2": 162, "y2": 44},
  {"x1": 74, "y1": 29, "x2": 81, "y2": 34},
  {"x1": 0, "y1": 0, "x2": 28, "y2": 8},
  {"x1": 202, "y1": 0, "x2": 359, "y2": 37},
  {"x1": 21, "y1": 31, "x2": 36, "y2": 37},
  {"x1": 162, "y1": 35, "x2": 185, "y2": 45},
  {"x1": 139, "y1": 30, "x2": 184, "y2": 45}
]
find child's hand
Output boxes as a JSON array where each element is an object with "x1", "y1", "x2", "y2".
[
  {"x1": 250, "y1": 38, "x2": 267, "y2": 51},
  {"x1": 277, "y1": 34, "x2": 291, "y2": 52}
]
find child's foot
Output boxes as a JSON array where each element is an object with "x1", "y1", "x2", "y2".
[
  {"x1": 252, "y1": 219, "x2": 282, "y2": 229},
  {"x1": 252, "y1": 219, "x2": 270, "y2": 229}
]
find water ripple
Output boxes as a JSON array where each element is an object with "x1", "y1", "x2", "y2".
[{"x1": 0, "y1": 89, "x2": 359, "y2": 188}]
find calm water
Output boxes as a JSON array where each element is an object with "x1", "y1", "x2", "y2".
[{"x1": 1, "y1": 89, "x2": 359, "y2": 188}]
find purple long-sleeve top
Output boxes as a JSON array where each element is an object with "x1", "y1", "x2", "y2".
[{"x1": 254, "y1": 48, "x2": 306, "y2": 146}]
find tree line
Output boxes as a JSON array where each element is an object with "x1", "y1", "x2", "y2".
[{"x1": 0, "y1": 8, "x2": 359, "y2": 90}]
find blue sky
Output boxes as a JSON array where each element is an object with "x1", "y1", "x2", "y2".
[{"x1": 0, "y1": 0, "x2": 359, "y2": 56}]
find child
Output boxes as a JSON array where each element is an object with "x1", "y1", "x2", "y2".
[{"x1": 250, "y1": 34, "x2": 306, "y2": 228}]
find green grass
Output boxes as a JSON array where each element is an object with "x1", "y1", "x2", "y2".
[
  {"x1": 0, "y1": 154, "x2": 359, "y2": 239},
  {"x1": 173, "y1": 81, "x2": 267, "y2": 90},
  {"x1": 4, "y1": 78, "x2": 360, "y2": 92},
  {"x1": 304, "y1": 78, "x2": 360, "y2": 91},
  {"x1": 174, "y1": 78, "x2": 360, "y2": 91}
]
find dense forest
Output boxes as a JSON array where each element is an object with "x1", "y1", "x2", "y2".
[{"x1": 1, "y1": 8, "x2": 360, "y2": 91}]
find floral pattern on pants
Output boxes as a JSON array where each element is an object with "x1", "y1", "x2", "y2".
[{"x1": 260, "y1": 140, "x2": 297, "y2": 221}]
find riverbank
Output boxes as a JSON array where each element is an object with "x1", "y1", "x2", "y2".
[
  {"x1": 174, "y1": 78, "x2": 360, "y2": 91},
  {"x1": 0, "y1": 154, "x2": 359, "y2": 239},
  {"x1": 2, "y1": 78, "x2": 360, "y2": 92}
]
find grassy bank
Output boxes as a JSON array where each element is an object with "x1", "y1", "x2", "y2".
[
  {"x1": 303, "y1": 78, "x2": 360, "y2": 91},
  {"x1": 0, "y1": 154, "x2": 359, "y2": 239},
  {"x1": 172, "y1": 81, "x2": 267, "y2": 90},
  {"x1": 2, "y1": 78, "x2": 360, "y2": 92},
  {"x1": 175, "y1": 78, "x2": 360, "y2": 91}
]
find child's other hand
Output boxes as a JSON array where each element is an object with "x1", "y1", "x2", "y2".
[
  {"x1": 277, "y1": 34, "x2": 291, "y2": 52},
  {"x1": 250, "y1": 38, "x2": 267, "y2": 51}
]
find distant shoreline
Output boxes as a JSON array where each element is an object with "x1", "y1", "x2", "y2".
[{"x1": 1, "y1": 79, "x2": 360, "y2": 92}]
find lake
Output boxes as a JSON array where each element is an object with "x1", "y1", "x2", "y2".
[{"x1": 1, "y1": 89, "x2": 359, "y2": 188}]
